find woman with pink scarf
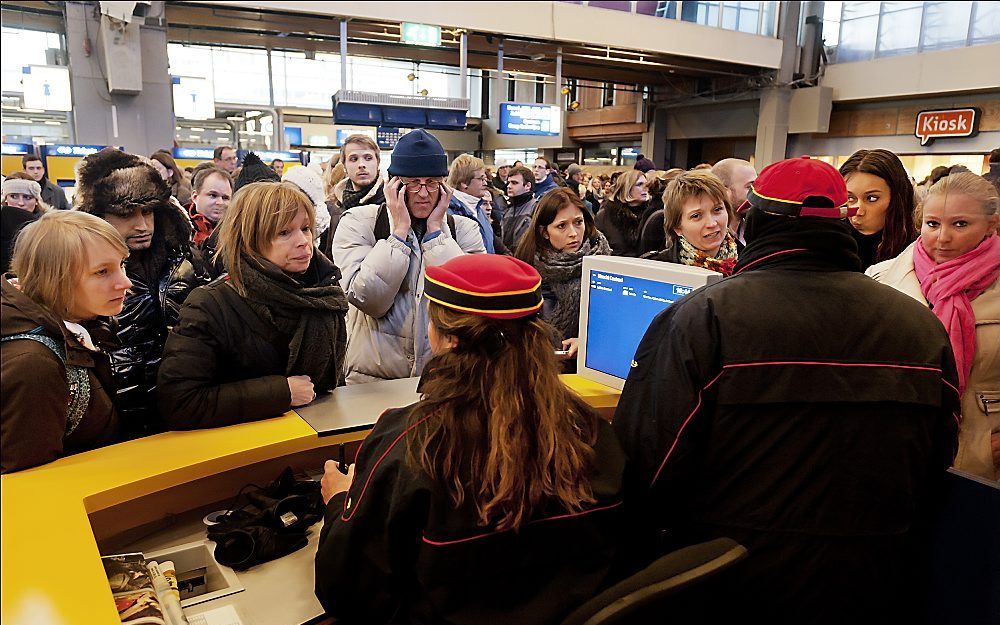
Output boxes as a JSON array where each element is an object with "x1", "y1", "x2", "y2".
[{"x1": 868, "y1": 172, "x2": 1000, "y2": 481}]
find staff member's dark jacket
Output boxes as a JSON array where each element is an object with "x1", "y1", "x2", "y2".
[
  {"x1": 1, "y1": 279, "x2": 120, "y2": 473},
  {"x1": 315, "y1": 405, "x2": 626, "y2": 625},
  {"x1": 613, "y1": 214, "x2": 960, "y2": 624},
  {"x1": 40, "y1": 177, "x2": 70, "y2": 210}
]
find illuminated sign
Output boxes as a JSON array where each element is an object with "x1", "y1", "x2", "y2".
[
  {"x1": 2, "y1": 143, "x2": 33, "y2": 155},
  {"x1": 914, "y1": 108, "x2": 980, "y2": 146},
  {"x1": 22, "y1": 65, "x2": 72, "y2": 112},
  {"x1": 172, "y1": 147, "x2": 215, "y2": 160},
  {"x1": 50, "y1": 144, "x2": 106, "y2": 157},
  {"x1": 243, "y1": 150, "x2": 302, "y2": 164},
  {"x1": 499, "y1": 103, "x2": 561, "y2": 136},
  {"x1": 401, "y1": 22, "x2": 441, "y2": 47}
]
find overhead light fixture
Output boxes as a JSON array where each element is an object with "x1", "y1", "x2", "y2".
[
  {"x1": 419, "y1": 88, "x2": 428, "y2": 97},
  {"x1": 407, "y1": 73, "x2": 416, "y2": 81},
  {"x1": 244, "y1": 110, "x2": 262, "y2": 117},
  {"x1": 190, "y1": 127, "x2": 205, "y2": 132},
  {"x1": 561, "y1": 86, "x2": 571, "y2": 96},
  {"x1": 568, "y1": 101, "x2": 580, "y2": 111}
]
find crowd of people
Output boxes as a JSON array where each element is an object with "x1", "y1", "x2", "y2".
[{"x1": 1, "y1": 131, "x2": 998, "y2": 622}]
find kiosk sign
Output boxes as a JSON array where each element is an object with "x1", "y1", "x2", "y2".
[{"x1": 914, "y1": 108, "x2": 979, "y2": 146}]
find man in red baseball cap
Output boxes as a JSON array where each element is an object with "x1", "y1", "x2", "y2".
[{"x1": 614, "y1": 156, "x2": 959, "y2": 623}]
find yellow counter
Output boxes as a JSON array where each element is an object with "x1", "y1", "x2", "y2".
[{"x1": 1, "y1": 375, "x2": 620, "y2": 625}]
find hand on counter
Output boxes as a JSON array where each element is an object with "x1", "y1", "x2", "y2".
[
  {"x1": 288, "y1": 375, "x2": 315, "y2": 407},
  {"x1": 559, "y1": 337, "x2": 579, "y2": 361},
  {"x1": 322, "y1": 459, "x2": 355, "y2": 505}
]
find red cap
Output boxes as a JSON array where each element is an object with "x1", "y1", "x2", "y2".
[
  {"x1": 747, "y1": 156, "x2": 854, "y2": 219},
  {"x1": 424, "y1": 255, "x2": 543, "y2": 320}
]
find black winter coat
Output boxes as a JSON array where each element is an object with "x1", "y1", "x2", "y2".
[
  {"x1": 613, "y1": 217, "x2": 960, "y2": 624},
  {"x1": 593, "y1": 199, "x2": 650, "y2": 257},
  {"x1": 113, "y1": 202, "x2": 210, "y2": 436},
  {"x1": 315, "y1": 406, "x2": 626, "y2": 625},
  {"x1": 157, "y1": 252, "x2": 344, "y2": 430}
]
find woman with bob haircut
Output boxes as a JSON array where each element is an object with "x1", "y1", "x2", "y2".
[
  {"x1": 2, "y1": 211, "x2": 130, "y2": 473},
  {"x1": 868, "y1": 172, "x2": 1000, "y2": 481},
  {"x1": 594, "y1": 169, "x2": 652, "y2": 257},
  {"x1": 515, "y1": 187, "x2": 611, "y2": 362},
  {"x1": 642, "y1": 170, "x2": 739, "y2": 276},
  {"x1": 839, "y1": 149, "x2": 918, "y2": 270},
  {"x1": 314, "y1": 253, "x2": 625, "y2": 625},
  {"x1": 157, "y1": 181, "x2": 349, "y2": 430}
]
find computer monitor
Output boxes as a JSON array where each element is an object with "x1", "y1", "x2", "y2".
[{"x1": 577, "y1": 256, "x2": 722, "y2": 390}]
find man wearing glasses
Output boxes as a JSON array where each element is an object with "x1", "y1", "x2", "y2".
[
  {"x1": 446, "y1": 154, "x2": 498, "y2": 254},
  {"x1": 333, "y1": 129, "x2": 486, "y2": 384}
]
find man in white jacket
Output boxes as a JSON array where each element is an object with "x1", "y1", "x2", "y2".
[{"x1": 333, "y1": 129, "x2": 485, "y2": 384}]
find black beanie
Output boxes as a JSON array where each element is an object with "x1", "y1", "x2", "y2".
[
  {"x1": 387, "y1": 129, "x2": 448, "y2": 178},
  {"x1": 234, "y1": 152, "x2": 280, "y2": 193}
]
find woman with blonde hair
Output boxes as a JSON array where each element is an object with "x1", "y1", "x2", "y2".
[
  {"x1": 315, "y1": 254, "x2": 624, "y2": 624},
  {"x1": 594, "y1": 169, "x2": 652, "y2": 257},
  {"x1": 643, "y1": 170, "x2": 739, "y2": 276},
  {"x1": 2, "y1": 211, "x2": 131, "y2": 472},
  {"x1": 868, "y1": 172, "x2": 1000, "y2": 481},
  {"x1": 158, "y1": 181, "x2": 349, "y2": 430}
]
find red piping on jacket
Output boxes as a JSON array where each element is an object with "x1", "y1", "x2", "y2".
[
  {"x1": 340, "y1": 408, "x2": 425, "y2": 522},
  {"x1": 650, "y1": 360, "x2": 955, "y2": 488},
  {"x1": 421, "y1": 501, "x2": 624, "y2": 547},
  {"x1": 650, "y1": 369, "x2": 725, "y2": 486},
  {"x1": 732, "y1": 248, "x2": 808, "y2": 275}
]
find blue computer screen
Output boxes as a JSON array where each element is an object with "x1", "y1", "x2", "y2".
[{"x1": 585, "y1": 271, "x2": 695, "y2": 380}]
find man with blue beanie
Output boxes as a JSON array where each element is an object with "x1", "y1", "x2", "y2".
[{"x1": 332, "y1": 129, "x2": 486, "y2": 383}]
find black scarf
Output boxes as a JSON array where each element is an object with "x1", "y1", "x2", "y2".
[
  {"x1": 239, "y1": 253, "x2": 349, "y2": 392},
  {"x1": 734, "y1": 208, "x2": 862, "y2": 275},
  {"x1": 508, "y1": 190, "x2": 533, "y2": 209},
  {"x1": 342, "y1": 180, "x2": 384, "y2": 211},
  {"x1": 851, "y1": 228, "x2": 883, "y2": 271},
  {"x1": 533, "y1": 232, "x2": 612, "y2": 340}
]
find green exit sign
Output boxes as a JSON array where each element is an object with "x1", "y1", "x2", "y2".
[{"x1": 401, "y1": 22, "x2": 441, "y2": 47}]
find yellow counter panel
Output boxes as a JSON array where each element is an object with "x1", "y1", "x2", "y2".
[{"x1": 1, "y1": 375, "x2": 620, "y2": 625}]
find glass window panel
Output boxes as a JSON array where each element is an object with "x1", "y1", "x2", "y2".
[
  {"x1": 822, "y1": 1, "x2": 843, "y2": 47},
  {"x1": 837, "y1": 16, "x2": 878, "y2": 61},
  {"x1": 348, "y1": 56, "x2": 414, "y2": 95},
  {"x1": 655, "y1": 1, "x2": 679, "y2": 18},
  {"x1": 722, "y1": 2, "x2": 761, "y2": 33},
  {"x1": 167, "y1": 43, "x2": 212, "y2": 79},
  {"x1": 2, "y1": 27, "x2": 61, "y2": 93},
  {"x1": 877, "y1": 3, "x2": 922, "y2": 57},
  {"x1": 211, "y1": 47, "x2": 271, "y2": 105},
  {"x1": 682, "y1": 1, "x2": 720, "y2": 26},
  {"x1": 971, "y1": 1, "x2": 1000, "y2": 43},
  {"x1": 922, "y1": 1, "x2": 973, "y2": 50},
  {"x1": 760, "y1": 1, "x2": 778, "y2": 36},
  {"x1": 271, "y1": 51, "x2": 340, "y2": 109}
]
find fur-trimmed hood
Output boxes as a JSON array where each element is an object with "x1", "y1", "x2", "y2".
[{"x1": 74, "y1": 148, "x2": 193, "y2": 255}]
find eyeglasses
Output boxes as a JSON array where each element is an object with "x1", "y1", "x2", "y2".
[{"x1": 402, "y1": 179, "x2": 441, "y2": 193}]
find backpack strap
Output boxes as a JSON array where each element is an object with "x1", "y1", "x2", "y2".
[
  {"x1": 374, "y1": 204, "x2": 457, "y2": 242},
  {"x1": 1, "y1": 326, "x2": 91, "y2": 437}
]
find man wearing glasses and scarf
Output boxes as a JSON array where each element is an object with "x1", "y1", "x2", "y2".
[{"x1": 333, "y1": 129, "x2": 486, "y2": 384}]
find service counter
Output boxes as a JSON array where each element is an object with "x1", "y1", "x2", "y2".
[{"x1": 1, "y1": 375, "x2": 621, "y2": 625}]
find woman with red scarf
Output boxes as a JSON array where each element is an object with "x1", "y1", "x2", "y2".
[
  {"x1": 642, "y1": 170, "x2": 739, "y2": 276},
  {"x1": 868, "y1": 171, "x2": 1000, "y2": 481}
]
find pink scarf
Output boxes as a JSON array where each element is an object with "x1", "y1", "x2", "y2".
[{"x1": 913, "y1": 234, "x2": 1000, "y2": 392}]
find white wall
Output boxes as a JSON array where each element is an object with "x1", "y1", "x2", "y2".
[
  {"x1": 821, "y1": 43, "x2": 1000, "y2": 102},
  {"x1": 184, "y1": 1, "x2": 783, "y2": 70}
]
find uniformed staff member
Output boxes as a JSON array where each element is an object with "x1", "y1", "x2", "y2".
[
  {"x1": 613, "y1": 157, "x2": 960, "y2": 624},
  {"x1": 315, "y1": 254, "x2": 625, "y2": 625}
]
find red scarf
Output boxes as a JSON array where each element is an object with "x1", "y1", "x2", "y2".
[{"x1": 913, "y1": 234, "x2": 1000, "y2": 392}]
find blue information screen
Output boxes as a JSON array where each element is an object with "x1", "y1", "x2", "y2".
[
  {"x1": 498, "y1": 103, "x2": 560, "y2": 136},
  {"x1": 585, "y1": 271, "x2": 694, "y2": 380}
]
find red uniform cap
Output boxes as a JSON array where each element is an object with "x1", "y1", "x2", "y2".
[
  {"x1": 747, "y1": 156, "x2": 855, "y2": 219},
  {"x1": 424, "y1": 255, "x2": 543, "y2": 320}
]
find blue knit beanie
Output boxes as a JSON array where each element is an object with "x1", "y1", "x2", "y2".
[{"x1": 387, "y1": 129, "x2": 448, "y2": 178}]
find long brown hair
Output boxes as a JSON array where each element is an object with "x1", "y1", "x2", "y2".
[
  {"x1": 513, "y1": 187, "x2": 596, "y2": 263},
  {"x1": 839, "y1": 149, "x2": 917, "y2": 262},
  {"x1": 408, "y1": 302, "x2": 600, "y2": 531}
]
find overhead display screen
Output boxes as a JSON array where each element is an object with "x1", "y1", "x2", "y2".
[{"x1": 499, "y1": 103, "x2": 561, "y2": 136}]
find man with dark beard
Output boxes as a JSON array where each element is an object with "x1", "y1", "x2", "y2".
[{"x1": 74, "y1": 148, "x2": 210, "y2": 436}]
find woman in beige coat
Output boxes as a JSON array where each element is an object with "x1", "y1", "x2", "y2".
[{"x1": 868, "y1": 172, "x2": 999, "y2": 481}]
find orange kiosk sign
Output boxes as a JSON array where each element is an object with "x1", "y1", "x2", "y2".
[{"x1": 914, "y1": 108, "x2": 980, "y2": 146}]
